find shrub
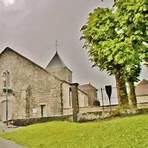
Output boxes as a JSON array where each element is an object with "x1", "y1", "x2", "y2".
[{"x1": 93, "y1": 100, "x2": 100, "y2": 106}]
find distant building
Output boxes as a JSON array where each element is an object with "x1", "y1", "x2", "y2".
[
  {"x1": 0, "y1": 47, "x2": 98, "y2": 121},
  {"x1": 135, "y1": 79, "x2": 148, "y2": 104},
  {"x1": 79, "y1": 83, "x2": 98, "y2": 106}
]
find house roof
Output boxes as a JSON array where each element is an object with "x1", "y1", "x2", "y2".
[
  {"x1": 46, "y1": 51, "x2": 71, "y2": 72},
  {"x1": 135, "y1": 79, "x2": 148, "y2": 96},
  {"x1": 0, "y1": 47, "x2": 70, "y2": 85},
  {"x1": 79, "y1": 83, "x2": 97, "y2": 91}
]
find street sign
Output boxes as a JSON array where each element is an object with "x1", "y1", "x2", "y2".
[
  {"x1": 105, "y1": 85, "x2": 112, "y2": 101},
  {"x1": 105, "y1": 85, "x2": 112, "y2": 114}
]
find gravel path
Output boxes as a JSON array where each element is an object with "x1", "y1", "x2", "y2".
[
  {"x1": 0, "y1": 121, "x2": 25, "y2": 148},
  {"x1": 0, "y1": 138, "x2": 23, "y2": 148}
]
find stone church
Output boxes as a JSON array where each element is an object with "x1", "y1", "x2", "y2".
[{"x1": 0, "y1": 47, "x2": 97, "y2": 121}]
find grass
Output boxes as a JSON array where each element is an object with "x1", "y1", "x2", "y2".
[{"x1": 1, "y1": 114, "x2": 148, "y2": 148}]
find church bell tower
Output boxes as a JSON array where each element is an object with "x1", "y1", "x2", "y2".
[{"x1": 46, "y1": 51, "x2": 72, "y2": 83}]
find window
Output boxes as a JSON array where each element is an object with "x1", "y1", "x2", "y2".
[
  {"x1": 40, "y1": 105, "x2": 46, "y2": 117},
  {"x1": 2, "y1": 71, "x2": 10, "y2": 88},
  {"x1": 69, "y1": 87, "x2": 72, "y2": 107}
]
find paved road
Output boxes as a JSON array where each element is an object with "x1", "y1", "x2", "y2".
[{"x1": 0, "y1": 121, "x2": 25, "y2": 148}]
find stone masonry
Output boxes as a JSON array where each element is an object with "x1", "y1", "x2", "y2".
[{"x1": 0, "y1": 47, "x2": 90, "y2": 121}]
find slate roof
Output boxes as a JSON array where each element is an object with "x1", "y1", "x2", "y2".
[{"x1": 46, "y1": 51, "x2": 71, "y2": 71}]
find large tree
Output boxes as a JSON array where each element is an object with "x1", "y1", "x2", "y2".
[
  {"x1": 114, "y1": 0, "x2": 148, "y2": 107},
  {"x1": 81, "y1": 0, "x2": 148, "y2": 107},
  {"x1": 81, "y1": 8, "x2": 129, "y2": 106},
  {"x1": 114, "y1": 0, "x2": 148, "y2": 61}
]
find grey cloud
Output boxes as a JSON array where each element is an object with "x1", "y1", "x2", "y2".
[{"x1": 0, "y1": 0, "x2": 147, "y2": 90}]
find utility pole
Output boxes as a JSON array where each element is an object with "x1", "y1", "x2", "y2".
[
  {"x1": 101, "y1": 88, "x2": 104, "y2": 112},
  {"x1": 2, "y1": 70, "x2": 10, "y2": 126}
]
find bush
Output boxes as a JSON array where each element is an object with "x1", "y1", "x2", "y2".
[
  {"x1": 93, "y1": 100, "x2": 100, "y2": 106},
  {"x1": 11, "y1": 115, "x2": 72, "y2": 126}
]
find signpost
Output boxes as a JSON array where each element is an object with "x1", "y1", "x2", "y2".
[
  {"x1": 105, "y1": 85, "x2": 112, "y2": 114},
  {"x1": 101, "y1": 88, "x2": 104, "y2": 112}
]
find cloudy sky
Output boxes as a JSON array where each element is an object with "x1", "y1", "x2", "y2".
[{"x1": 0, "y1": 0, "x2": 148, "y2": 91}]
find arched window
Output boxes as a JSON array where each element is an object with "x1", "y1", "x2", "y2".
[
  {"x1": 2, "y1": 71, "x2": 10, "y2": 88},
  {"x1": 69, "y1": 87, "x2": 72, "y2": 107}
]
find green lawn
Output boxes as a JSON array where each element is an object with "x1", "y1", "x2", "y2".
[{"x1": 1, "y1": 114, "x2": 148, "y2": 148}]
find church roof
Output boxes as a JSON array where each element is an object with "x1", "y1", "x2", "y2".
[
  {"x1": 46, "y1": 51, "x2": 71, "y2": 71},
  {"x1": 0, "y1": 47, "x2": 71, "y2": 85}
]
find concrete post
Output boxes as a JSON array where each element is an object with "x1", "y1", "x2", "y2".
[{"x1": 70, "y1": 83, "x2": 79, "y2": 122}]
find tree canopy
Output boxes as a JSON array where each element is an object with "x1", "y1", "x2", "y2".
[{"x1": 81, "y1": 0, "x2": 148, "y2": 106}]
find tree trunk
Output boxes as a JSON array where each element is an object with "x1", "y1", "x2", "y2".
[
  {"x1": 128, "y1": 80, "x2": 137, "y2": 108},
  {"x1": 115, "y1": 74, "x2": 128, "y2": 106}
]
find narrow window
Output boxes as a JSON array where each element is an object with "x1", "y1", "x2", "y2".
[
  {"x1": 40, "y1": 105, "x2": 45, "y2": 117},
  {"x1": 69, "y1": 87, "x2": 72, "y2": 107}
]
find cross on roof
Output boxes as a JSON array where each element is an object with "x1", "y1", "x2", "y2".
[{"x1": 55, "y1": 40, "x2": 58, "y2": 51}]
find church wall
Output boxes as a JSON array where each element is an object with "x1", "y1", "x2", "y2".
[
  {"x1": 62, "y1": 83, "x2": 72, "y2": 109},
  {"x1": 47, "y1": 67, "x2": 72, "y2": 83},
  {"x1": 0, "y1": 50, "x2": 62, "y2": 120}
]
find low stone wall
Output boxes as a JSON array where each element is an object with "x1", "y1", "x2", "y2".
[
  {"x1": 79, "y1": 105, "x2": 118, "y2": 114},
  {"x1": 11, "y1": 115, "x2": 72, "y2": 126},
  {"x1": 77, "y1": 107, "x2": 148, "y2": 122},
  {"x1": 10, "y1": 104, "x2": 148, "y2": 125},
  {"x1": 63, "y1": 108, "x2": 73, "y2": 115},
  {"x1": 137, "y1": 102, "x2": 148, "y2": 108},
  {"x1": 77, "y1": 111, "x2": 110, "y2": 122}
]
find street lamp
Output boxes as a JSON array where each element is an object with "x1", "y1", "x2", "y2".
[{"x1": 2, "y1": 70, "x2": 10, "y2": 126}]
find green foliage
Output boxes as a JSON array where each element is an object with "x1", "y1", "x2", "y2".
[
  {"x1": 114, "y1": 0, "x2": 148, "y2": 79},
  {"x1": 81, "y1": 0, "x2": 148, "y2": 82},
  {"x1": 1, "y1": 114, "x2": 148, "y2": 148},
  {"x1": 81, "y1": 8, "x2": 122, "y2": 75},
  {"x1": 81, "y1": 8, "x2": 139, "y2": 80},
  {"x1": 115, "y1": 0, "x2": 148, "y2": 69}
]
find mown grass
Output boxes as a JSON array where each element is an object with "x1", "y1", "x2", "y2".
[{"x1": 1, "y1": 114, "x2": 148, "y2": 148}]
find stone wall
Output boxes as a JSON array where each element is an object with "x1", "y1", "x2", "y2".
[
  {"x1": 137, "y1": 96, "x2": 148, "y2": 104},
  {"x1": 47, "y1": 67, "x2": 72, "y2": 83},
  {"x1": 0, "y1": 48, "x2": 90, "y2": 121},
  {"x1": 0, "y1": 49, "x2": 62, "y2": 120},
  {"x1": 62, "y1": 82, "x2": 72, "y2": 109}
]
